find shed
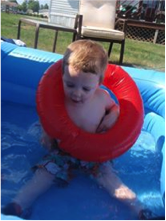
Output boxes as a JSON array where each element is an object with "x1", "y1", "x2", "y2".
[
  {"x1": 48, "y1": 0, "x2": 79, "y2": 27},
  {"x1": 1, "y1": 0, "x2": 18, "y2": 13}
]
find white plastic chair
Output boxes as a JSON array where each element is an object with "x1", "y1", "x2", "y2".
[{"x1": 77, "y1": 0, "x2": 127, "y2": 64}]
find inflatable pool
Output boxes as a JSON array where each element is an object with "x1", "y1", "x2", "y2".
[{"x1": 1, "y1": 41, "x2": 165, "y2": 220}]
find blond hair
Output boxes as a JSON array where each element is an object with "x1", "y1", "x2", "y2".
[{"x1": 62, "y1": 40, "x2": 108, "y2": 83}]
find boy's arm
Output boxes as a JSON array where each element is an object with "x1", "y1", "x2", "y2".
[
  {"x1": 41, "y1": 126, "x2": 55, "y2": 151},
  {"x1": 96, "y1": 93, "x2": 120, "y2": 133}
]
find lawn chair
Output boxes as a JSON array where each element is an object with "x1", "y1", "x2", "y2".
[
  {"x1": 75, "y1": 0, "x2": 127, "y2": 64},
  {"x1": 17, "y1": 0, "x2": 82, "y2": 52}
]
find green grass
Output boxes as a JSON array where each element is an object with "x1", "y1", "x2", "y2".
[{"x1": 1, "y1": 12, "x2": 165, "y2": 71}]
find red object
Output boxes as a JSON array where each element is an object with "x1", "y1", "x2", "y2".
[{"x1": 36, "y1": 60, "x2": 144, "y2": 162}]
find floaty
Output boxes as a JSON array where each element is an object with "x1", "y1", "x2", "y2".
[{"x1": 36, "y1": 59, "x2": 144, "y2": 162}]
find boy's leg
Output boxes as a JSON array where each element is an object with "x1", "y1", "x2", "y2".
[
  {"x1": 3, "y1": 168, "x2": 55, "y2": 216},
  {"x1": 14, "y1": 168, "x2": 55, "y2": 209},
  {"x1": 96, "y1": 162, "x2": 136, "y2": 199},
  {"x1": 95, "y1": 161, "x2": 143, "y2": 215}
]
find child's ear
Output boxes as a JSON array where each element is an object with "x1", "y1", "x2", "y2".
[{"x1": 99, "y1": 75, "x2": 104, "y2": 84}]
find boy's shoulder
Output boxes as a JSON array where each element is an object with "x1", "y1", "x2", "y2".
[
  {"x1": 97, "y1": 87, "x2": 111, "y2": 99},
  {"x1": 96, "y1": 88, "x2": 113, "y2": 105}
]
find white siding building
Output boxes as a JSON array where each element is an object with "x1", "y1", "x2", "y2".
[
  {"x1": 1, "y1": 0, "x2": 18, "y2": 12},
  {"x1": 48, "y1": 0, "x2": 79, "y2": 27}
]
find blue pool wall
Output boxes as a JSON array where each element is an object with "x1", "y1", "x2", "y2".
[{"x1": 1, "y1": 41, "x2": 165, "y2": 219}]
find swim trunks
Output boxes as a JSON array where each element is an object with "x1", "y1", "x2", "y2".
[{"x1": 32, "y1": 141, "x2": 101, "y2": 184}]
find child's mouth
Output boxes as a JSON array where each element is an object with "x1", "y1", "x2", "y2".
[{"x1": 71, "y1": 99, "x2": 82, "y2": 104}]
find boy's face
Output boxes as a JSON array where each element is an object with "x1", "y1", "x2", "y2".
[{"x1": 62, "y1": 65, "x2": 100, "y2": 105}]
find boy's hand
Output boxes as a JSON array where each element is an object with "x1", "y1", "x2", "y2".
[
  {"x1": 96, "y1": 114, "x2": 115, "y2": 133},
  {"x1": 96, "y1": 105, "x2": 119, "y2": 133},
  {"x1": 41, "y1": 131, "x2": 54, "y2": 151}
]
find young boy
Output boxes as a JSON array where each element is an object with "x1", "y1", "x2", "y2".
[{"x1": 3, "y1": 40, "x2": 146, "y2": 219}]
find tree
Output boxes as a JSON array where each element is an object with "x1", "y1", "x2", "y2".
[
  {"x1": 40, "y1": 4, "x2": 44, "y2": 10},
  {"x1": 40, "y1": 3, "x2": 49, "y2": 10},
  {"x1": 21, "y1": 1, "x2": 27, "y2": 12},
  {"x1": 28, "y1": 0, "x2": 32, "y2": 3},
  {"x1": 44, "y1": 3, "x2": 49, "y2": 9},
  {"x1": 28, "y1": 0, "x2": 39, "y2": 13},
  {"x1": 20, "y1": 0, "x2": 28, "y2": 12}
]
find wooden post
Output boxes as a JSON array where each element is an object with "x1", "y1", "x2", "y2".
[
  {"x1": 153, "y1": 30, "x2": 159, "y2": 44},
  {"x1": 153, "y1": 0, "x2": 162, "y2": 43},
  {"x1": 138, "y1": 0, "x2": 143, "y2": 19},
  {"x1": 116, "y1": 0, "x2": 120, "y2": 10}
]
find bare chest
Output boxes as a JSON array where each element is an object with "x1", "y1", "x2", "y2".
[{"x1": 66, "y1": 102, "x2": 105, "y2": 133}]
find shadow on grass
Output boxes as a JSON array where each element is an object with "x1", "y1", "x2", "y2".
[
  {"x1": 108, "y1": 60, "x2": 141, "y2": 69},
  {"x1": 109, "y1": 60, "x2": 165, "y2": 71}
]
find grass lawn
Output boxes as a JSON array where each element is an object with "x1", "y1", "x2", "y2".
[{"x1": 1, "y1": 12, "x2": 165, "y2": 71}]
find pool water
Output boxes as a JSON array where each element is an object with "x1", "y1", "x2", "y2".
[{"x1": 1, "y1": 101, "x2": 165, "y2": 220}]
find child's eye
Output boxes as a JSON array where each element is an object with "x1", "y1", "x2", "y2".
[
  {"x1": 83, "y1": 87, "x2": 91, "y2": 92},
  {"x1": 66, "y1": 83, "x2": 74, "y2": 88}
]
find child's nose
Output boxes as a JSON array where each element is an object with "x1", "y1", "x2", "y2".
[{"x1": 73, "y1": 88, "x2": 82, "y2": 98}]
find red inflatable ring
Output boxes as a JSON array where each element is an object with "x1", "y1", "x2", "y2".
[{"x1": 36, "y1": 59, "x2": 144, "y2": 162}]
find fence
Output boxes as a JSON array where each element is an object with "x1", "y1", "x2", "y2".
[
  {"x1": 117, "y1": 19, "x2": 165, "y2": 45},
  {"x1": 116, "y1": 0, "x2": 165, "y2": 45},
  {"x1": 116, "y1": 0, "x2": 165, "y2": 23}
]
